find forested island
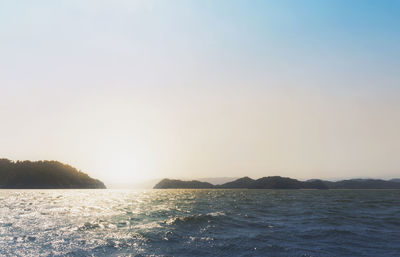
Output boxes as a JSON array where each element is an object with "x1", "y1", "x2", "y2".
[
  {"x1": 154, "y1": 176, "x2": 400, "y2": 189},
  {"x1": 0, "y1": 159, "x2": 106, "y2": 189}
]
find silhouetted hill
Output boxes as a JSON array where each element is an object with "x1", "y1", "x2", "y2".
[
  {"x1": 0, "y1": 159, "x2": 106, "y2": 189},
  {"x1": 218, "y1": 176, "x2": 328, "y2": 189},
  {"x1": 155, "y1": 176, "x2": 328, "y2": 189},
  {"x1": 218, "y1": 176, "x2": 255, "y2": 188},
  {"x1": 325, "y1": 179, "x2": 400, "y2": 189},
  {"x1": 302, "y1": 180, "x2": 329, "y2": 190},
  {"x1": 154, "y1": 179, "x2": 214, "y2": 189},
  {"x1": 251, "y1": 176, "x2": 303, "y2": 189},
  {"x1": 154, "y1": 176, "x2": 400, "y2": 189}
]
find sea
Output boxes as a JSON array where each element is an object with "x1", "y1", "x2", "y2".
[{"x1": 0, "y1": 189, "x2": 399, "y2": 257}]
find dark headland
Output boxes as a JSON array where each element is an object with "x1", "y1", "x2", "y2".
[
  {"x1": 154, "y1": 176, "x2": 400, "y2": 189},
  {"x1": 0, "y1": 159, "x2": 106, "y2": 189}
]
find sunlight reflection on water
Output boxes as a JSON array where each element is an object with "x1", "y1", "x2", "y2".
[{"x1": 0, "y1": 189, "x2": 399, "y2": 256}]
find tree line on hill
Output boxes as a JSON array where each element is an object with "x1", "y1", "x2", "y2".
[
  {"x1": 154, "y1": 176, "x2": 400, "y2": 189},
  {"x1": 0, "y1": 159, "x2": 106, "y2": 189}
]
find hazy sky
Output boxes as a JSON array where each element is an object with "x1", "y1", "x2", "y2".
[{"x1": 1, "y1": 0, "x2": 400, "y2": 183}]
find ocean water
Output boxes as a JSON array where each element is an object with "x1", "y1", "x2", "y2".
[{"x1": 0, "y1": 189, "x2": 399, "y2": 257}]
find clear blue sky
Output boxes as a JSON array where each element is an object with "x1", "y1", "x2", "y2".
[{"x1": 1, "y1": 0, "x2": 399, "y2": 182}]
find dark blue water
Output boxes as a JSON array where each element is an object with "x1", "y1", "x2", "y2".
[{"x1": 1, "y1": 189, "x2": 399, "y2": 256}]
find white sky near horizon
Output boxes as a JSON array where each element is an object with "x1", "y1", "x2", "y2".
[{"x1": 1, "y1": 0, "x2": 400, "y2": 183}]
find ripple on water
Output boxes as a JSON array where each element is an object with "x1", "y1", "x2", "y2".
[{"x1": 0, "y1": 189, "x2": 399, "y2": 257}]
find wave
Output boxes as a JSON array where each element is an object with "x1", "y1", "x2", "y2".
[{"x1": 166, "y1": 211, "x2": 226, "y2": 225}]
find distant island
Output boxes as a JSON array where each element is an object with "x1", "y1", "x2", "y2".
[
  {"x1": 154, "y1": 176, "x2": 400, "y2": 189},
  {"x1": 0, "y1": 159, "x2": 106, "y2": 189}
]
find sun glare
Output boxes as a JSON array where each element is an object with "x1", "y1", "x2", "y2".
[{"x1": 98, "y1": 149, "x2": 156, "y2": 183}]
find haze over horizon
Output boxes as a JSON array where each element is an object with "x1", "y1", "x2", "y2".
[{"x1": 1, "y1": 0, "x2": 400, "y2": 184}]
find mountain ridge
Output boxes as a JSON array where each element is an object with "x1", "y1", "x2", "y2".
[
  {"x1": 154, "y1": 176, "x2": 400, "y2": 189},
  {"x1": 0, "y1": 159, "x2": 106, "y2": 189}
]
